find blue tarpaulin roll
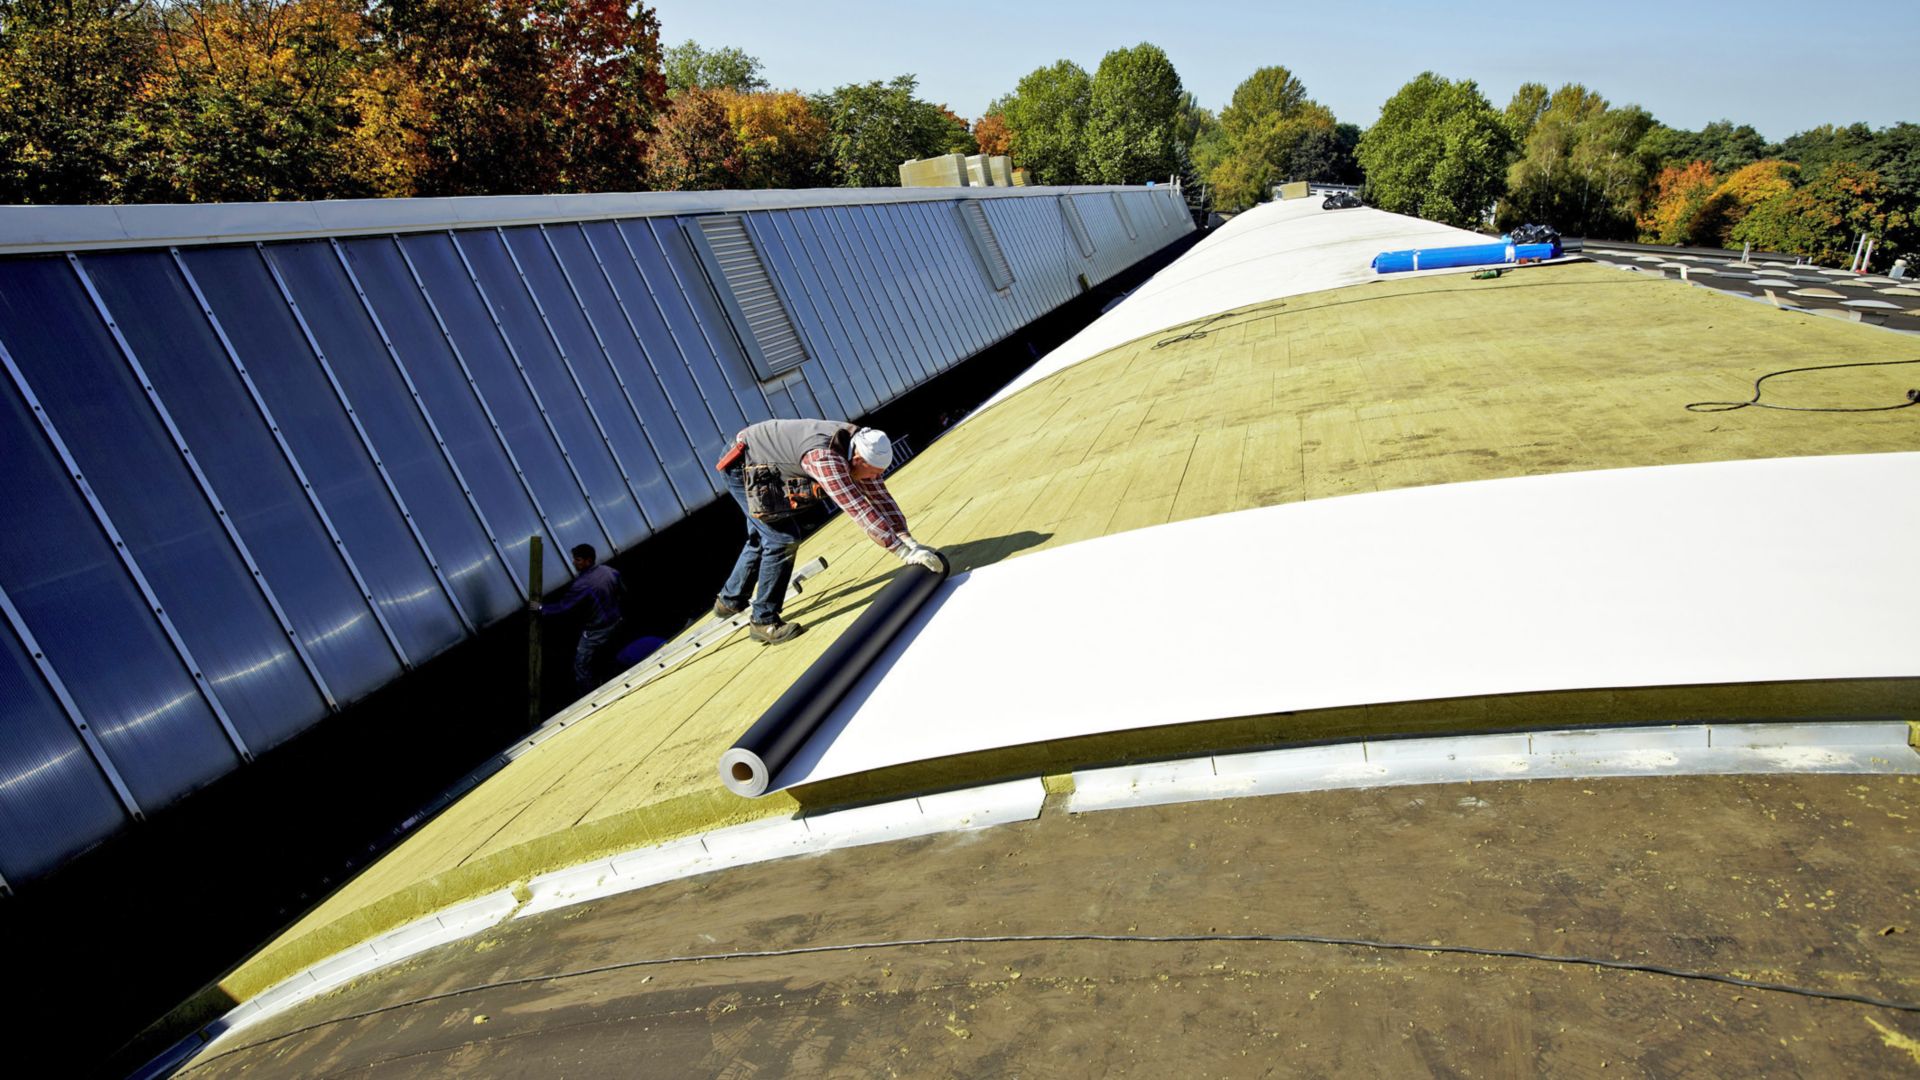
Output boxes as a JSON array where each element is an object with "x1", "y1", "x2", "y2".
[{"x1": 1372, "y1": 239, "x2": 1560, "y2": 273}]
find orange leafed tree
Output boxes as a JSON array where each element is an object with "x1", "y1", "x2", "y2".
[
  {"x1": 646, "y1": 86, "x2": 742, "y2": 190},
  {"x1": 973, "y1": 112, "x2": 1012, "y2": 157},
  {"x1": 1637, "y1": 160, "x2": 1719, "y2": 245}
]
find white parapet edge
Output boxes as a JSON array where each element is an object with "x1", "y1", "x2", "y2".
[
  {"x1": 187, "y1": 719, "x2": 1917, "y2": 1065},
  {"x1": 1066, "y1": 721, "x2": 1920, "y2": 813},
  {"x1": 194, "y1": 777, "x2": 1048, "y2": 1053}
]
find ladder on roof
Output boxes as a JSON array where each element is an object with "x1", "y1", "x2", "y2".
[{"x1": 508, "y1": 555, "x2": 831, "y2": 758}]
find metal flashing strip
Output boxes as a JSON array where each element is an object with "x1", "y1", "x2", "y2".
[
  {"x1": 0, "y1": 185, "x2": 1169, "y2": 255},
  {"x1": 1110, "y1": 192, "x2": 1137, "y2": 240},
  {"x1": 1066, "y1": 722, "x2": 1920, "y2": 813},
  {"x1": 193, "y1": 778, "x2": 1046, "y2": 1052},
  {"x1": 0, "y1": 336, "x2": 252, "y2": 761}
]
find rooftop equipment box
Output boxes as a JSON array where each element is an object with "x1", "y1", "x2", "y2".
[
  {"x1": 965, "y1": 153, "x2": 994, "y2": 186},
  {"x1": 899, "y1": 154, "x2": 969, "y2": 187},
  {"x1": 989, "y1": 156, "x2": 1013, "y2": 185}
]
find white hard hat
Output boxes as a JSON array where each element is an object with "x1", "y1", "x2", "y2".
[{"x1": 850, "y1": 427, "x2": 893, "y2": 470}]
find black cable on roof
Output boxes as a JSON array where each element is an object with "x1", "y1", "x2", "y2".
[{"x1": 1684, "y1": 357, "x2": 1920, "y2": 413}]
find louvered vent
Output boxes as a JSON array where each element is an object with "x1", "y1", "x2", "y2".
[
  {"x1": 1059, "y1": 197, "x2": 1095, "y2": 257},
  {"x1": 956, "y1": 200, "x2": 1015, "y2": 291},
  {"x1": 692, "y1": 215, "x2": 808, "y2": 379},
  {"x1": 1110, "y1": 193, "x2": 1137, "y2": 239},
  {"x1": 1148, "y1": 190, "x2": 1170, "y2": 226}
]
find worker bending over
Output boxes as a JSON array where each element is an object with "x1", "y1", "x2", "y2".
[{"x1": 715, "y1": 419, "x2": 943, "y2": 644}]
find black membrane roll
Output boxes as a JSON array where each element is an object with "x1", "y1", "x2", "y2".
[{"x1": 719, "y1": 553, "x2": 949, "y2": 797}]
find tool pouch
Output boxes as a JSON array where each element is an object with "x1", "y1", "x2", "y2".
[{"x1": 743, "y1": 464, "x2": 820, "y2": 522}]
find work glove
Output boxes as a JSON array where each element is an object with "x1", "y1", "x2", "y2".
[{"x1": 895, "y1": 536, "x2": 944, "y2": 572}]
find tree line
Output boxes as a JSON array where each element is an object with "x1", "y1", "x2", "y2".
[{"x1": 3, "y1": 4, "x2": 1912, "y2": 268}]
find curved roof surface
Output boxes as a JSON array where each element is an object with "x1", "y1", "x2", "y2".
[{"x1": 217, "y1": 200, "x2": 1920, "y2": 1005}]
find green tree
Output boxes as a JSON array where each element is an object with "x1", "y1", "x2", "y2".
[
  {"x1": 1081, "y1": 42, "x2": 1183, "y2": 184},
  {"x1": 809, "y1": 75, "x2": 962, "y2": 187},
  {"x1": 1500, "y1": 84, "x2": 1652, "y2": 238},
  {"x1": 1640, "y1": 119, "x2": 1764, "y2": 174},
  {"x1": 1289, "y1": 123, "x2": 1361, "y2": 185},
  {"x1": 993, "y1": 59, "x2": 1090, "y2": 185},
  {"x1": 1202, "y1": 64, "x2": 1340, "y2": 209},
  {"x1": 1503, "y1": 81, "x2": 1549, "y2": 145},
  {"x1": 1357, "y1": 71, "x2": 1512, "y2": 229},
  {"x1": 1173, "y1": 90, "x2": 1215, "y2": 151},
  {"x1": 661, "y1": 38, "x2": 764, "y2": 95},
  {"x1": 1775, "y1": 121, "x2": 1920, "y2": 206},
  {"x1": 0, "y1": 0, "x2": 153, "y2": 203},
  {"x1": 1732, "y1": 161, "x2": 1913, "y2": 267}
]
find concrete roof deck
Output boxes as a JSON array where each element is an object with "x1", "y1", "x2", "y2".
[{"x1": 215, "y1": 258, "x2": 1920, "y2": 1006}]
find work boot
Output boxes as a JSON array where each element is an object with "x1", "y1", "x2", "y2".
[
  {"x1": 750, "y1": 618, "x2": 802, "y2": 645},
  {"x1": 713, "y1": 596, "x2": 744, "y2": 619}
]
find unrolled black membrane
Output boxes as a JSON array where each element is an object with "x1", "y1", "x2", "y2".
[{"x1": 719, "y1": 553, "x2": 949, "y2": 797}]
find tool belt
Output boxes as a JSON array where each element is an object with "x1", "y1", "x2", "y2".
[
  {"x1": 743, "y1": 464, "x2": 824, "y2": 522},
  {"x1": 717, "y1": 440, "x2": 823, "y2": 522}
]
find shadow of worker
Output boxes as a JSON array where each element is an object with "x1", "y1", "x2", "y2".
[
  {"x1": 784, "y1": 530, "x2": 1055, "y2": 628},
  {"x1": 935, "y1": 530, "x2": 1054, "y2": 575}
]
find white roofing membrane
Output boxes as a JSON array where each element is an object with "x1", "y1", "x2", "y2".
[
  {"x1": 775, "y1": 452, "x2": 1920, "y2": 791},
  {"x1": 979, "y1": 197, "x2": 1493, "y2": 410}
]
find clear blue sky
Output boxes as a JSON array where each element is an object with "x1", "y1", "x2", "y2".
[{"x1": 651, "y1": 0, "x2": 1915, "y2": 143}]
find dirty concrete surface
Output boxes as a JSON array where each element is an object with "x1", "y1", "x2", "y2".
[{"x1": 178, "y1": 772, "x2": 1920, "y2": 1077}]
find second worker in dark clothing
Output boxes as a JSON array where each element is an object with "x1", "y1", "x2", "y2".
[
  {"x1": 714, "y1": 419, "x2": 942, "y2": 645},
  {"x1": 536, "y1": 544, "x2": 626, "y2": 693}
]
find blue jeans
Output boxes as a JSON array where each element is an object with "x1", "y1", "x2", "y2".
[
  {"x1": 574, "y1": 619, "x2": 623, "y2": 692},
  {"x1": 720, "y1": 465, "x2": 800, "y2": 624}
]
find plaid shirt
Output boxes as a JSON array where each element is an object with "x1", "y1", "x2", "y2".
[{"x1": 801, "y1": 447, "x2": 909, "y2": 551}]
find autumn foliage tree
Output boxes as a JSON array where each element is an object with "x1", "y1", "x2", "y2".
[
  {"x1": 972, "y1": 113, "x2": 1011, "y2": 158},
  {"x1": 0, "y1": 0, "x2": 155, "y2": 203},
  {"x1": 123, "y1": 0, "x2": 428, "y2": 202},
  {"x1": 1710, "y1": 159, "x2": 1796, "y2": 236},
  {"x1": 1732, "y1": 162, "x2": 1913, "y2": 267},
  {"x1": 1637, "y1": 160, "x2": 1719, "y2": 245},
  {"x1": 719, "y1": 89, "x2": 826, "y2": 188},
  {"x1": 645, "y1": 85, "x2": 740, "y2": 190},
  {"x1": 534, "y1": 0, "x2": 668, "y2": 192}
]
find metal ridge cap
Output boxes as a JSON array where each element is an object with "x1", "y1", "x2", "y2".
[{"x1": 0, "y1": 184, "x2": 1172, "y2": 255}]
